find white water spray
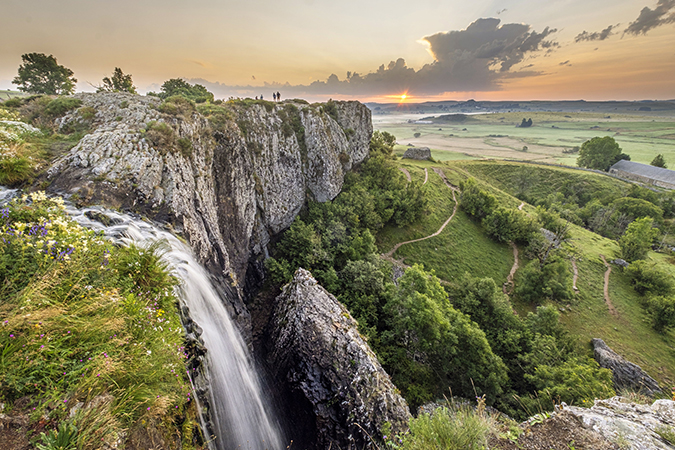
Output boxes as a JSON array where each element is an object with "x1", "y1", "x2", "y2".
[{"x1": 61, "y1": 202, "x2": 284, "y2": 450}]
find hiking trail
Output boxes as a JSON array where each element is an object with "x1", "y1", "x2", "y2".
[{"x1": 599, "y1": 255, "x2": 618, "y2": 316}]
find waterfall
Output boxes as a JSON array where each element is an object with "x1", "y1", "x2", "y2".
[{"x1": 0, "y1": 186, "x2": 283, "y2": 450}]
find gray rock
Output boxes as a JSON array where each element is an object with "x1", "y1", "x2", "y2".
[
  {"x1": 592, "y1": 338, "x2": 662, "y2": 395},
  {"x1": 402, "y1": 147, "x2": 431, "y2": 160},
  {"x1": 44, "y1": 93, "x2": 371, "y2": 330},
  {"x1": 565, "y1": 396, "x2": 675, "y2": 450},
  {"x1": 268, "y1": 268, "x2": 411, "y2": 449},
  {"x1": 611, "y1": 258, "x2": 629, "y2": 268}
]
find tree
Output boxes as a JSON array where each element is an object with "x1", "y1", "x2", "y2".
[
  {"x1": 12, "y1": 53, "x2": 76, "y2": 95},
  {"x1": 156, "y1": 78, "x2": 213, "y2": 103},
  {"x1": 577, "y1": 136, "x2": 630, "y2": 171},
  {"x1": 515, "y1": 257, "x2": 574, "y2": 304},
  {"x1": 369, "y1": 130, "x2": 396, "y2": 158},
  {"x1": 619, "y1": 217, "x2": 656, "y2": 262},
  {"x1": 651, "y1": 154, "x2": 667, "y2": 169},
  {"x1": 459, "y1": 178, "x2": 497, "y2": 219},
  {"x1": 99, "y1": 68, "x2": 136, "y2": 94}
]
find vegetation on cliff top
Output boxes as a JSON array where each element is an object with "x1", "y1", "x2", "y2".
[{"x1": 0, "y1": 192, "x2": 203, "y2": 449}]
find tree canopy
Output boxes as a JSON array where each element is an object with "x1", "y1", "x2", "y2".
[
  {"x1": 651, "y1": 154, "x2": 667, "y2": 168},
  {"x1": 577, "y1": 136, "x2": 630, "y2": 171},
  {"x1": 12, "y1": 53, "x2": 77, "y2": 95},
  {"x1": 156, "y1": 79, "x2": 214, "y2": 103},
  {"x1": 619, "y1": 217, "x2": 656, "y2": 262},
  {"x1": 99, "y1": 68, "x2": 136, "y2": 94}
]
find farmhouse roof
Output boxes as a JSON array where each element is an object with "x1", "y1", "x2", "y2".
[{"x1": 610, "y1": 160, "x2": 675, "y2": 186}]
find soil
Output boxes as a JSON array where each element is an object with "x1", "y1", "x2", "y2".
[
  {"x1": 599, "y1": 255, "x2": 618, "y2": 316},
  {"x1": 503, "y1": 242, "x2": 519, "y2": 295},
  {"x1": 399, "y1": 167, "x2": 411, "y2": 182},
  {"x1": 490, "y1": 411, "x2": 619, "y2": 450},
  {"x1": 423, "y1": 167, "x2": 428, "y2": 185}
]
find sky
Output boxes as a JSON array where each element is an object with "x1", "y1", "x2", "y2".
[{"x1": 1, "y1": 0, "x2": 674, "y2": 102}]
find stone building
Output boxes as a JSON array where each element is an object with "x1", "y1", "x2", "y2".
[{"x1": 608, "y1": 160, "x2": 675, "y2": 189}]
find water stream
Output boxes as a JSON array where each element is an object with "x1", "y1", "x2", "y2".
[{"x1": 1, "y1": 188, "x2": 284, "y2": 450}]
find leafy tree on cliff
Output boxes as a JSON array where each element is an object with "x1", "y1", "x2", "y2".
[
  {"x1": 576, "y1": 136, "x2": 630, "y2": 171},
  {"x1": 369, "y1": 130, "x2": 397, "y2": 158},
  {"x1": 99, "y1": 67, "x2": 137, "y2": 94},
  {"x1": 651, "y1": 154, "x2": 667, "y2": 168},
  {"x1": 12, "y1": 53, "x2": 77, "y2": 95},
  {"x1": 156, "y1": 78, "x2": 214, "y2": 103}
]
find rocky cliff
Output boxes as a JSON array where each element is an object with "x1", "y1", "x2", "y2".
[
  {"x1": 592, "y1": 338, "x2": 662, "y2": 396},
  {"x1": 267, "y1": 268, "x2": 411, "y2": 449},
  {"x1": 45, "y1": 93, "x2": 372, "y2": 325}
]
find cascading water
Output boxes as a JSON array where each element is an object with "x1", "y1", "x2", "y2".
[
  {"x1": 70, "y1": 207, "x2": 285, "y2": 450},
  {"x1": 0, "y1": 184, "x2": 283, "y2": 450}
]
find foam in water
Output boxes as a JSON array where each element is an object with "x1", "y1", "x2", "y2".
[{"x1": 0, "y1": 187, "x2": 283, "y2": 450}]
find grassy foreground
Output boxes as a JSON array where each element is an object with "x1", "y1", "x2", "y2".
[{"x1": 0, "y1": 193, "x2": 201, "y2": 449}]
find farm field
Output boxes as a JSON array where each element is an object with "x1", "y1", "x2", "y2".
[{"x1": 376, "y1": 111, "x2": 675, "y2": 166}]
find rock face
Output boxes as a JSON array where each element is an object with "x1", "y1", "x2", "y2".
[
  {"x1": 45, "y1": 93, "x2": 372, "y2": 325},
  {"x1": 592, "y1": 338, "x2": 662, "y2": 395},
  {"x1": 267, "y1": 268, "x2": 411, "y2": 449},
  {"x1": 565, "y1": 396, "x2": 675, "y2": 450},
  {"x1": 402, "y1": 146, "x2": 431, "y2": 160}
]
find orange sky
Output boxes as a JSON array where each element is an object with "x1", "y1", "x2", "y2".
[{"x1": 1, "y1": 0, "x2": 674, "y2": 101}]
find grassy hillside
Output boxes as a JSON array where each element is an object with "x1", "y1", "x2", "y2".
[{"x1": 383, "y1": 158, "x2": 675, "y2": 388}]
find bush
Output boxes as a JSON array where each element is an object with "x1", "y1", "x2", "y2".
[
  {"x1": 397, "y1": 405, "x2": 493, "y2": 450},
  {"x1": 0, "y1": 156, "x2": 33, "y2": 185},
  {"x1": 144, "y1": 121, "x2": 176, "y2": 150},
  {"x1": 625, "y1": 261, "x2": 674, "y2": 296},
  {"x1": 645, "y1": 296, "x2": 675, "y2": 333},
  {"x1": 3, "y1": 98, "x2": 23, "y2": 108},
  {"x1": 515, "y1": 258, "x2": 574, "y2": 304},
  {"x1": 619, "y1": 217, "x2": 656, "y2": 262},
  {"x1": 43, "y1": 97, "x2": 83, "y2": 118},
  {"x1": 459, "y1": 178, "x2": 497, "y2": 219},
  {"x1": 158, "y1": 95, "x2": 196, "y2": 117},
  {"x1": 482, "y1": 207, "x2": 537, "y2": 244}
]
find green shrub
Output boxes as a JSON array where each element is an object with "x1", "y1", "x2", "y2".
[
  {"x1": 177, "y1": 137, "x2": 192, "y2": 157},
  {"x1": 619, "y1": 217, "x2": 657, "y2": 262},
  {"x1": 144, "y1": 121, "x2": 176, "y2": 150},
  {"x1": 43, "y1": 97, "x2": 83, "y2": 117},
  {"x1": 158, "y1": 95, "x2": 196, "y2": 117},
  {"x1": 645, "y1": 296, "x2": 675, "y2": 333},
  {"x1": 459, "y1": 178, "x2": 496, "y2": 219},
  {"x1": 515, "y1": 257, "x2": 574, "y2": 304},
  {"x1": 0, "y1": 156, "x2": 33, "y2": 185},
  {"x1": 322, "y1": 99, "x2": 339, "y2": 122},
  {"x1": 3, "y1": 98, "x2": 23, "y2": 108},
  {"x1": 78, "y1": 106, "x2": 96, "y2": 121},
  {"x1": 625, "y1": 261, "x2": 674, "y2": 296},
  {"x1": 397, "y1": 405, "x2": 493, "y2": 450}
]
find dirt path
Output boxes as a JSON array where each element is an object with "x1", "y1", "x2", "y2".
[
  {"x1": 431, "y1": 167, "x2": 460, "y2": 191},
  {"x1": 571, "y1": 258, "x2": 579, "y2": 291},
  {"x1": 503, "y1": 242, "x2": 519, "y2": 294},
  {"x1": 399, "y1": 167, "x2": 411, "y2": 182},
  {"x1": 384, "y1": 187, "x2": 458, "y2": 259},
  {"x1": 423, "y1": 168, "x2": 428, "y2": 185},
  {"x1": 599, "y1": 255, "x2": 618, "y2": 316},
  {"x1": 518, "y1": 202, "x2": 525, "y2": 210}
]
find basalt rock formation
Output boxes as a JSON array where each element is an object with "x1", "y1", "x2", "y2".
[
  {"x1": 592, "y1": 338, "x2": 662, "y2": 396},
  {"x1": 267, "y1": 268, "x2": 411, "y2": 449},
  {"x1": 45, "y1": 93, "x2": 372, "y2": 327}
]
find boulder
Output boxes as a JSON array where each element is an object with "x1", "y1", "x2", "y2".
[
  {"x1": 565, "y1": 396, "x2": 675, "y2": 450},
  {"x1": 267, "y1": 268, "x2": 411, "y2": 449},
  {"x1": 402, "y1": 147, "x2": 431, "y2": 160},
  {"x1": 592, "y1": 338, "x2": 662, "y2": 395}
]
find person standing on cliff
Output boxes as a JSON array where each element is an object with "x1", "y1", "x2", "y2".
[
  {"x1": 260, "y1": 94, "x2": 263, "y2": 100},
  {"x1": 277, "y1": 91, "x2": 281, "y2": 101},
  {"x1": 273, "y1": 92, "x2": 277, "y2": 101}
]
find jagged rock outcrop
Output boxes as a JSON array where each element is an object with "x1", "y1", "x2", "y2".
[
  {"x1": 564, "y1": 396, "x2": 675, "y2": 450},
  {"x1": 44, "y1": 93, "x2": 372, "y2": 324},
  {"x1": 402, "y1": 146, "x2": 431, "y2": 160},
  {"x1": 267, "y1": 268, "x2": 411, "y2": 449},
  {"x1": 592, "y1": 338, "x2": 662, "y2": 395}
]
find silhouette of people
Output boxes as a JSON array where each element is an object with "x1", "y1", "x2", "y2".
[
  {"x1": 260, "y1": 94, "x2": 263, "y2": 100},
  {"x1": 276, "y1": 91, "x2": 281, "y2": 101},
  {"x1": 273, "y1": 92, "x2": 277, "y2": 101},
  {"x1": 255, "y1": 96, "x2": 258, "y2": 100}
]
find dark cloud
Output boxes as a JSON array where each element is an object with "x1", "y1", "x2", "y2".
[
  {"x1": 625, "y1": 0, "x2": 675, "y2": 35},
  {"x1": 575, "y1": 24, "x2": 617, "y2": 42},
  {"x1": 559, "y1": 60, "x2": 571, "y2": 66},
  {"x1": 190, "y1": 18, "x2": 558, "y2": 98}
]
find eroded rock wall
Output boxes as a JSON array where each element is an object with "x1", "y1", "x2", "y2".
[
  {"x1": 46, "y1": 93, "x2": 372, "y2": 324},
  {"x1": 267, "y1": 268, "x2": 411, "y2": 449}
]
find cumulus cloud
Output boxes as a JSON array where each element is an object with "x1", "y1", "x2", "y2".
[
  {"x1": 190, "y1": 18, "x2": 558, "y2": 98},
  {"x1": 625, "y1": 0, "x2": 675, "y2": 35},
  {"x1": 575, "y1": 24, "x2": 618, "y2": 42}
]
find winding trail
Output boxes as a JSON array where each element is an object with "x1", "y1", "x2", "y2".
[
  {"x1": 384, "y1": 188, "x2": 458, "y2": 260},
  {"x1": 599, "y1": 255, "x2": 618, "y2": 316},
  {"x1": 423, "y1": 168, "x2": 429, "y2": 185},
  {"x1": 399, "y1": 167, "x2": 411, "y2": 182},
  {"x1": 518, "y1": 202, "x2": 525, "y2": 210},
  {"x1": 503, "y1": 242, "x2": 519, "y2": 294},
  {"x1": 571, "y1": 258, "x2": 579, "y2": 291}
]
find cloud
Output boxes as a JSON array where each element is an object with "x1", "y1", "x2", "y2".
[
  {"x1": 624, "y1": 0, "x2": 675, "y2": 35},
  {"x1": 559, "y1": 60, "x2": 571, "y2": 66},
  {"x1": 190, "y1": 18, "x2": 558, "y2": 98},
  {"x1": 575, "y1": 24, "x2": 618, "y2": 42}
]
